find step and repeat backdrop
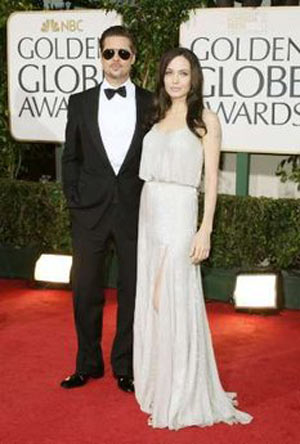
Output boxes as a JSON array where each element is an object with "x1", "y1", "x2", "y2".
[{"x1": 7, "y1": 7, "x2": 300, "y2": 154}]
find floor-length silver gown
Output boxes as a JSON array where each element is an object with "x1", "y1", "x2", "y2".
[{"x1": 133, "y1": 123, "x2": 253, "y2": 430}]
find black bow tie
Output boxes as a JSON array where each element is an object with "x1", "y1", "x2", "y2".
[{"x1": 104, "y1": 86, "x2": 127, "y2": 100}]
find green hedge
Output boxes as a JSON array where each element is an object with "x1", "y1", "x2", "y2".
[
  {"x1": 204, "y1": 195, "x2": 300, "y2": 270},
  {"x1": 0, "y1": 179, "x2": 71, "y2": 253},
  {"x1": 0, "y1": 179, "x2": 299, "y2": 270}
]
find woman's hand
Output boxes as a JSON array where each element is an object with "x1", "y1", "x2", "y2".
[{"x1": 189, "y1": 227, "x2": 211, "y2": 264}]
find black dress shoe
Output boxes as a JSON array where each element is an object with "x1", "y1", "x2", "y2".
[
  {"x1": 117, "y1": 376, "x2": 135, "y2": 393},
  {"x1": 60, "y1": 371, "x2": 103, "y2": 389}
]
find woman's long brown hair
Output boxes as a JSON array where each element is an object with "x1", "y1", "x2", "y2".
[{"x1": 152, "y1": 47, "x2": 207, "y2": 139}]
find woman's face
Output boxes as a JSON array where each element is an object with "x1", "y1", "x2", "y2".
[{"x1": 164, "y1": 55, "x2": 192, "y2": 101}]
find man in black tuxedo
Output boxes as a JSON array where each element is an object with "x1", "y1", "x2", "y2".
[{"x1": 60, "y1": 26, "x2": 153, "y2": 392}]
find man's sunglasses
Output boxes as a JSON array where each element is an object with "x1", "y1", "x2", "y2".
[{"x1": 102, "y1": 49, "x2": 132, "y2": 61}]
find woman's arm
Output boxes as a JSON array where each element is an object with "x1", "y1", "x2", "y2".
[{"x1": 190, "y1": 110, "x2": 221, "y2": 264}]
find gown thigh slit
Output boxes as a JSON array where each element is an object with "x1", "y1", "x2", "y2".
[{"x1": 134, "y1": 125, "x2": 253, "y2": 430}]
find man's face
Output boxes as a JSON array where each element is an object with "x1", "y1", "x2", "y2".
[{"x1": 101, "y1": 36, "x2": 135, "y2": 86}]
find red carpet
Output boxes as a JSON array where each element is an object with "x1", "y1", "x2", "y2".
[{"x1": 0, "y1": 279, "x2": 299, "y2": 444}]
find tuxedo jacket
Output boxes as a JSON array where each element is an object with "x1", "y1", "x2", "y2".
[{"x1": 62, "y1": 83, "x2": 153, "y2": 235}]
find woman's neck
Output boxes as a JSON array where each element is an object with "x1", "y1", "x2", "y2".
[{"x1": 167, "y1": 100, "x2": 187, "y2": 116}]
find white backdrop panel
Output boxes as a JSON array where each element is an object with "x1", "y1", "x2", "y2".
[
  {"x1": 7, "y1": 10, "x2": 121, "y2": 142},
  {"x1": 180, "y1": 7, "x2": 300, "y2": 154}
]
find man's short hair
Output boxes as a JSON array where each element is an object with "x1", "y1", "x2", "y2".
[{"x1": 100, "y1": 26, "x2": 136, "y2": 54}]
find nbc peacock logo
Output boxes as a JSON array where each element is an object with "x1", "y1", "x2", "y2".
[{"x1": 41, "y1": 19, "x2": 83, "y2": 32}]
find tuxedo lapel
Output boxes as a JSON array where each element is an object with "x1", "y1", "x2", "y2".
[
  {"x1": 89, "y1": 83, "x2": 116, "y2": 174},
  {"x1": 118, "y1": 86, "x2": 144, "y2": 175}
]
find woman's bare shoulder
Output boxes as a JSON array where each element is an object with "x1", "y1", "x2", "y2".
[
  {"x1": 196, "y1": 109, "x2": 221, "y2": 138},
  {"x1": 201, "y1": 109, "x2": 222, "y2": 146},
  {"x1": 202, "y1": 108, "x2": 220, "y2": 126}
]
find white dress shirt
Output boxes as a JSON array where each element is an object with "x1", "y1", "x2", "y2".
[{"x1": 98, "y1": 78, "x2": 136, "y2": 175}]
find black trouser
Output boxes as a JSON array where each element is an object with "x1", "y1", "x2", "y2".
[{"x1": 71, "y1": 204, "x2": 137, "y2": 378}]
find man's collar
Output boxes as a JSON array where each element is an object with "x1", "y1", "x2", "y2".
[{"x1": 101, "y1": 78, "x2": 135, "y2": 99}]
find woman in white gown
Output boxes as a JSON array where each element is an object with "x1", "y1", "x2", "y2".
[{"x1": 133, "y1": 47, "x2": 253, "y2": 430}]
